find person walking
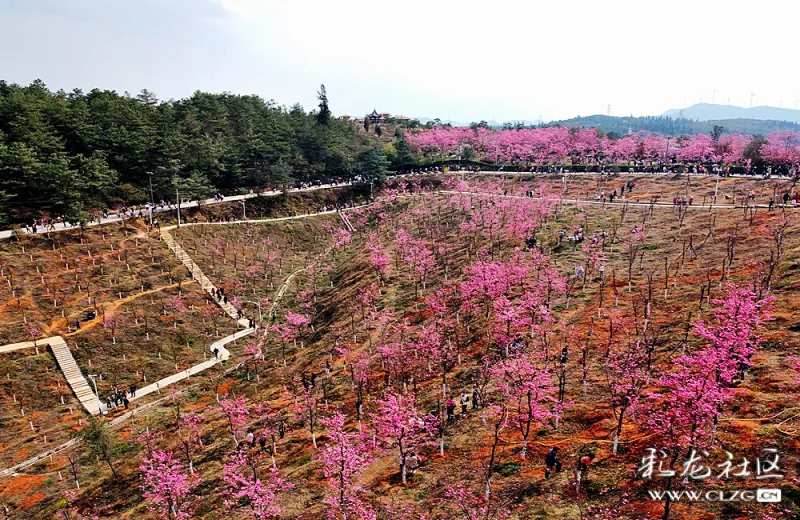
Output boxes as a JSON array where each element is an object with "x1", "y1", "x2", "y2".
[
  {"x1": 445, "y1": 397, "x2": 456, "y2": 422},
  {"x1": 472, "y1": 387, "x2": 480, "y2": 410},
  {"x1": 576, "y1": 453, "x2": 595, "y2": 491},
  {"x1": 407, "y1": 453, "x2": 421, "y2": 476},
  {"x1": 544, "y1": 446, "x2": 561, "y2": 479},
  {"x1": 460, "y1": 391, "x2": 469, "y2": 416}
]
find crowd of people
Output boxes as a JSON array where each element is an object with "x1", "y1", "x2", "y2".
[
  {"x1": 104, "y1": 384, "x2": 137, "y2": 411},
  {"x1": 403, "y1": 161, "x2": 800, "y2": 179}
]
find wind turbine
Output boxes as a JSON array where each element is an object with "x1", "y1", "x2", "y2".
[
  {"x1": 750, "y1": 93, "x2": 756, "y2": 108},
  {"x1": 712, "y1": 89, "x2": 717, "y2": 104}
]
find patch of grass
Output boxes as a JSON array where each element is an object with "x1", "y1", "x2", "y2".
[
  {"x1": 292, "y1": 452, "x2": 313, "y2": 467},
  {"x1": 494, "y1": 461, "x2": 521, "y2": 477}
]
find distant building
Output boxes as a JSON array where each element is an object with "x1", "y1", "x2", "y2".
[
  {"x1": 368, "y1": 109, "x2": 383, "y2": 124},
  {"x1": 340, "y1": 115, "x2": 351, "y2": 120}
]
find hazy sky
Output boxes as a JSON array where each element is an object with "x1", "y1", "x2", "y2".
[{"x1": 2, "y1": 0, "x2": 799, "y2": 122}]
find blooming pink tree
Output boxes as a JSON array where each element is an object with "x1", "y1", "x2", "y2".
[
  {"x1": 316, "y1": 412, "x2": 376, "y2": 520},
  {"x1": 177, "y1": 411, "x2": 204, "y2": 474},
  {"x1": 243, "y1": 342, "x2": 266, "y2": 382},
  {"x1": 414, "y1": 324, "x2": 456, "y2": 397},
  {"x1": 492, "y1": 351, "x2": 558, "y2": 459},
  {"x1": 24, "y1": 324, "x2": 41, "y2": 353},
  {"x1": 101, "y1": 313, "x2": 124, "y2": 342},
  {"x1": 402, "y1": 235, "x2": 436, "y2": 297},
  {"x1": 693, "y1": 283, "x2": 773, "y2": 385},
  {"x1": 444, "y1": 483, "x2": 510, "y2": 520},
  {"x1": 219, "y1": 395, "x2": 249, "y2": 446},
  {"x1": 139, "y1": 450, "x2": 199, "y2": 520},
  {"x1": 223, "y1": 449, "x2": 292, "y2": 520},
  {"x1": 372, "y1": 391, "x2": 437, "y2": 484},
  {"x1": 294, "y1": 383, "x2": 320, "y2": 449},
  {"x1": 367, "y1": 232, "x2": 390, "y2": 284},
  {"x1": 762, "y1": 130, "x2": 800, "y2": 164},
  {"x1": 603, "y1": 320, "x2": 649, "y2": 455}
]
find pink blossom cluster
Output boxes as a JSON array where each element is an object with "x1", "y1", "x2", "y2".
[{"x1": 405, "y1": 127, "x2": 800, "y2": 165}]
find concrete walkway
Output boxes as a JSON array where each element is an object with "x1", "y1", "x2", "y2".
[
  {"x1": 0, "y1": 182, "x2": 360, "y2": 240},
  {"x1": 0, "y1": 336, "x2": 100, "y2": 414},
  {"x1": 439, "y1": 190, "x2": 785, "y2": 210}
]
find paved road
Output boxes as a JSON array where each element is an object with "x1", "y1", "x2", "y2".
[
  {"x1": 5, "y1": 171, "x2": 792, "y2": 241},
  {"x1": 440, "y1": 190, "x2": 785, "y2": 210},
  {"x1": 0, "y1": 182, "x2": 359, "y2": 240}
]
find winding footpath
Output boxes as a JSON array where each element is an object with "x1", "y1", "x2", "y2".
[{"x1": 0, "y1": 205, "x2": 359, "y2": 478}]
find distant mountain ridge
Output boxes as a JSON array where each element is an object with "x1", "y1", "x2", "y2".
[
  {"x1": 663, "y1": 103, "x2": 800, "y2": 123},
  {"x1": 415, "y1": 104, "x2": 800, "y2": 136}
]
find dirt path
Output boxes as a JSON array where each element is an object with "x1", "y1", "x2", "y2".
[{"x1": 38, "y1": 282, "x2": 182, "y2": 337}]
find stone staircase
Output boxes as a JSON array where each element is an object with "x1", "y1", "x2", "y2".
[
  {"x1": 48, "y1": 338, "x2": 101, "y2": 415},
  {"x1": 160, "y1": 229, "x2": 246, "y2": 326},
  {"x1": 339, "y1": 211, "x2": 356, "y2": 233}
]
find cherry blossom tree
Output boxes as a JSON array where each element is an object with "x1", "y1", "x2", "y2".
[
  {"x1": 367, "y1": 232, "x2": 390, "y2": 284},
  {"x1": 761, "y1": 130, "x2": 800, "y2": 165},
  {"x1": 692, "y1": 283, "x2": 773, "y2": 385},
  {"x1": 219, "y1": 395, "x2": 249, "y2": 446},
  {"x1": 177, "y1": 411, "x2": 204, "y2": 474},
  {"x1": 603, "y1": 318, "x2": 649, "y2": 455},
  {"x1": 316, "y1": 412, "x2": 376, "y2": 520},
  {"x1": 223, "y1": 449, "x2": 292, "y2": 520},
  {"x1": 372, "y1": 391, "x2": 437, "y2": 484},
  {"x1": 294, "y1": 383, "x2": 320, "y2": 449},
  {"x1": 24, "y1": 324, "x2": 41, "y2": 354},
  {"x1": 444, "y1": 483, "x2": 510, "y2": 520},
  {"x1": 139, "y1": 450, "x2": 199, "y2": 520},
  {"x1": 492, "y1": 351, "x2": 557, "y2": 459}
]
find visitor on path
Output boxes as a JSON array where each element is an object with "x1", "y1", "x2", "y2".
[
  {"x1": 460, "y1": 392, "x2": 469, "y2": 416},
  {"x1": 406, "y1": 453, "x2": 421, "y2": 476},
  {"x1": 472, "y1": 387, "x2": 480, "y2": 410},
  {"x1": 213, "y1": 348, "x2": 219, "y2": 360},
  {"x1": 599, "y1": 264, "x2": 605, "y2": 279},
  {"x1": 445, "y1": 397, "x2": 456, "y2": 422},
  {"x1": 576, "y1": 453, "x2": 595, "y2": 491},
  {"x1": 544, "y1": 446, "x2": 561, "y2": 479},
  {"x1": 769, "y1": 198, "x2": 775, "y2": 211}
]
